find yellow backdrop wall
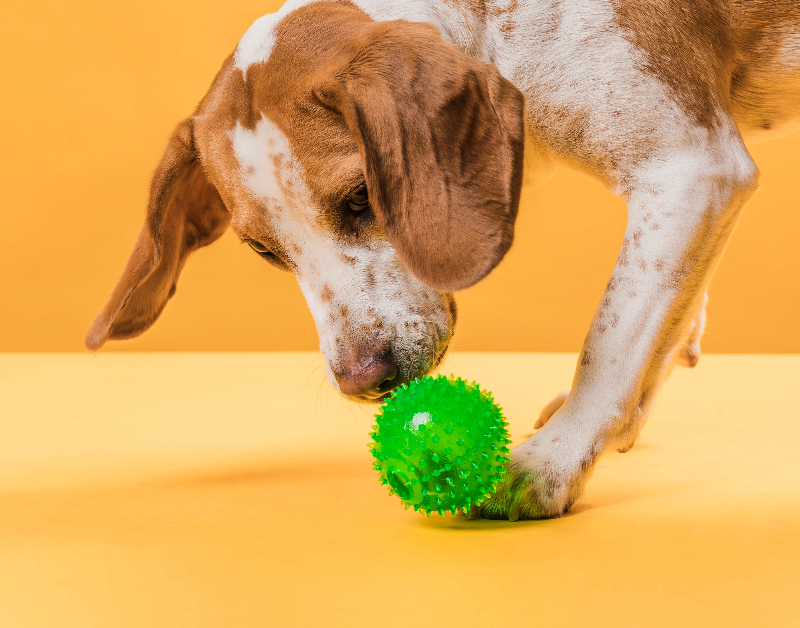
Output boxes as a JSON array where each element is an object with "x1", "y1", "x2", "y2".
[{"x1": 1, "y1": 0, "x2": 798, "y2": 353}]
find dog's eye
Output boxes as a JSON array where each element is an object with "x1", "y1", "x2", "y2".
[
  {"x1": 348, "y1": 186, "x2": 369, "y2": 211},
  {"x1": 247, "y1": 240, "x2": 270, "y2": 254},
  {"x1": 246, "y1": 240, "x2": 290, "y2": 271}
]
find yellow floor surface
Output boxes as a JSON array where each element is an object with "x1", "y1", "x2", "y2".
[{"x1": 1, "y1": 352, "x2": 798, "y2": 627}]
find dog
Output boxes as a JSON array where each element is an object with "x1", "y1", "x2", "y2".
[{"x1": 86, "y1": 0, "x2": 800, "y2": 520}]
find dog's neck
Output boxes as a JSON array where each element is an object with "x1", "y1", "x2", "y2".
[
  {"x1": 234, "y1": 0, "x2": 503, "y2": 77},
  {"x1": 347, "y1": 0, "x2": 494, "y2": 59}
]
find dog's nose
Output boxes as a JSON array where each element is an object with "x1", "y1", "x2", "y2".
[{"x1": 334, "y1": 352, "x2": 398, "y2": 399}]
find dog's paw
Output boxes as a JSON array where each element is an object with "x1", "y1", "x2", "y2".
[
  {"x1": 534, "y1": 391, "x2": 569, "y2": 429},
  {"x1": 465, "y1": 430, "x2": 593, "y2": 521},
  {"x1": 674, "y1": 339, "x2": 701, "y2": 368},
  {"x1": 674, "y1": 293, "x2": 708, "y2": 368}
]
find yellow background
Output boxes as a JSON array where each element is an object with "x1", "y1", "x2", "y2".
[
  {"x1": 2, "y1": 352, "x2": 798, "y2": 626},
  {"x1": 1, "y1": 0, "x2": 798, "y2": 353}
]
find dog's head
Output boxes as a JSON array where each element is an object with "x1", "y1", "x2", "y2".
[{"x1": 86, "y1": 2, "x2": 524, "y2": 400}]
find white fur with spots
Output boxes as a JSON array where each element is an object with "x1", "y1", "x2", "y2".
[
  {"x1": 227, "y1": 0, "x2": 795, "y2": 519},
  {"x1": 234, "y1": 0, "x2": 322, "y2": 75},
  {"x1": 228, "y1": 115, "x2": 452, "y2": 393}
]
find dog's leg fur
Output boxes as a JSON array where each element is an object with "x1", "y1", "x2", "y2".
[
  {"x1": 534, "y1": 292, "x2": 708, "y2": 431},
  {"x1": 475, "y1": 121, "x2": 758, "y2": 520},
  {"x1": 535, "y1": 391, "x2": 570, "y2": 430}
]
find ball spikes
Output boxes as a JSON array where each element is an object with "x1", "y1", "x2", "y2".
[{"x1": 369, "y1": 374, "x2": 512, "y2": 517}]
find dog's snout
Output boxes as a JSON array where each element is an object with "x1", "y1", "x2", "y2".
[{"x1": 334, "y1": 352, "x2": 398, "y2": 399}]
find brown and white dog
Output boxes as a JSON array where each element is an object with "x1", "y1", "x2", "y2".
[{"x1": 86, "y1": 0, "x2": 800, "y2": 520}]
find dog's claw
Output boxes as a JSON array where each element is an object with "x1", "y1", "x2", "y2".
[
  {"x1": 460, "y1": 431, "x2": 592, "y2": 522},
  {"x1": 464, "y1": 503, "x2": 481, "y2": 520}
]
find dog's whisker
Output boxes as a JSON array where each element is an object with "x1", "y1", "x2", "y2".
[
  {"x1": 324, "y1": 379, "x2": 336, "y2": 422},
  {"x1": 358, "y1": 403, "x2": 373, "y2": 419},
  {"x1": 314, "y1": 370, "x2": 327, "y2": 421},
  {"x1": 298, "y1": 363, "x2": 324, "y2": 417},
  {"x1": 299, "y1": 354, "x2": 325, "y2": 372},
  {"x1": 346, "y1": 397, "x2": 362, "y2": 429}
]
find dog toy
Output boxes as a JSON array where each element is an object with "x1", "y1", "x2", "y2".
[{"x1": 369, "y1": 374, "x2": 512, "y2": 516}]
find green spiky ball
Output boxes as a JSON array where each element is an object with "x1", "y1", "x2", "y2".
[{"x1": 368, "y1": 374, "x2": 512, "y2": 517}]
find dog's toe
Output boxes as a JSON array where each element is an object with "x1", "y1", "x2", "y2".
[
  {"x1": 674, "y1": 342, "x2": 701, "y2": 368},
  {"x1": 469, "y1": 441, "x2": 579, "y2": 521},
  {"x1": 463, "y1": 503, "x2": 481, "y2": 520}
]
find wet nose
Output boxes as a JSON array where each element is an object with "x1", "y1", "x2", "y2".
[{"x1": 334, "y1": 352, "x2": 398, "y2": 399}]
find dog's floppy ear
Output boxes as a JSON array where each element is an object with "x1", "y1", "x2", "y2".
[
  {"x1": 316, "y1": 21, "x2": 525, "y2": 292},
  {"x1": 85, "y1": 118, "x2": 229, "y2": 351}
]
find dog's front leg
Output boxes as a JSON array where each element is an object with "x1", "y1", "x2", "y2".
[{"x1": 475, "y1": 135, "x2": 759, "y2": 521}]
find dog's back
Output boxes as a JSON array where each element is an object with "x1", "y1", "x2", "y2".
[
  {"x1": 729, "y1": 0, "x2": 800, "y2": 136},
  {"x1": 85, "y1": 0, "x2": 800, "y2": 520},
  {"x1": 610, "y1": 0, "x2": 800, "y2": 137}
]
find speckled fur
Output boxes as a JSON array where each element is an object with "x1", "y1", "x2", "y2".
[
  {"x1": 88, "y1": 0, "x2": 799, "y2": 521},
  {"x1": 227, "y1": 114, "x2": 454, "y2": 391}
]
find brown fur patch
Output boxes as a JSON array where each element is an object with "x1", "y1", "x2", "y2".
[
  {"x1": 85, "y1": 118, "x2": 230, "y2": 350},
  {"x1": 440, "y1": 0, "x2": 487, "y2": 17},
  {"x1": 248, "y1": 1, "x2": 525, "y2": 292},
  {"x1": 487, "y1": 0, "x2": 519, "y2": 38},
  {"x1": 619, "y1": 238, "x2": 631, "y2": 267},
  {"x1": 728, "y1": 0, "x2": 800, "y2": 130},
  {"x1": 611, "y1": 0, "x2": 736, "y2": 129},
  {"x1": 613, "y1": 0, "x2": 800, "y2": 130}
]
